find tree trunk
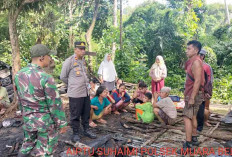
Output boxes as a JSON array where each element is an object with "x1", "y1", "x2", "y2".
[
  {"x1": 69, "y1": 0, "x2": 74, "y2": 48},
  {"x1": 8, "y1": 13, "x2": 21, "y2": 78},
  {"x1": 224, "y1": 0, "x2": 231, "y2": 24},
  {"x1": 85, "y1": 0, "x2": 100, "y2": 52},
  {"x1": 111, "y1": 0, "x2": 117, "y2": 61},
  {"x1": 120, "y1": 0, "x2": 123, "y2": 50}
]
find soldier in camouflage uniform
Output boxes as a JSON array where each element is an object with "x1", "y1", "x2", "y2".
[{"x1": 14, "y1": 44, "x2": 67, "y2": 157}]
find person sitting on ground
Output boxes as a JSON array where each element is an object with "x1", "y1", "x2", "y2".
[
  {"x1": 89, "y1": 86, "x2": 112, "y2": 128},
  {"x1": 135, "y1": 92, "x2": 155, "y2": 123},
  {"x1": 116, "y1": 78, "x2": 123, "y2": 90},
  {"x1": 112, "y1": 83, "x2": 131, "y2": 114},
  {"x1": 0, "y1": 81, "x2": 10, "y2": 115},
  {"x1": 153, "y1": 87, "x2": 177, "y2": 125},
  {"x1": 111, "y1": 78, "x2": 123, "y2": 93},
  {"x1": 89, "y1": 78, "x2": 99, "y2": 100},
  {"x1": 132, "y1": 81, "x2": 150, "y2": 104}
]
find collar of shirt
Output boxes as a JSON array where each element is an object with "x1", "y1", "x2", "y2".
[{"x1": 28, "y1": 63, "x2": 41, "y2": 69}]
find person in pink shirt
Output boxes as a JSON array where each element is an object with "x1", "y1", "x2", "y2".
[
  {"x1": 149, "y1": 55, "x2": 167, "y2": 94},
  {"x1": 132, "y1": 81, "x2": 151, "y2": 104}
]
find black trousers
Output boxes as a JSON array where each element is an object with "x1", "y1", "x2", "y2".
[
  {"x1": 197, "y1": 101, "x2": 205, "y2": 132},
  {"x1": 69, "y1": 96, "x2": 91, "y2": 133}
]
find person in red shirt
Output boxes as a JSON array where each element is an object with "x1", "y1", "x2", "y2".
[
  {"x1": 178, "y1": 40, "x2": 204, "y2": 153},
  {"x1": 197, "y1": 49, "x2": 214, "y2": 131}
]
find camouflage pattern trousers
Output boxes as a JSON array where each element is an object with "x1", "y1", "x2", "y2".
[{"x1": 20, "y1": 127, "x2": 58, "y2": 157}]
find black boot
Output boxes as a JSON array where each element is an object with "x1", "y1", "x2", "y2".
[
  {"x1": 71, "y1": 133, "x2": 80, "y2": 143},
  {"x1": 17, "y1": 152, "x2": 30, "y2": 157},
  {"x1": 83, "y1": 129, "x2": 97, "y2": 139},
  {"x1": 192, "y1": 136, "x2": 200, "y2": 146},
  {"x1": 177, "y1": 141, "x2": 194, "y2": 155},
  {"x1": 71, "y1": 129, "x2": 80, "y2": 143}
]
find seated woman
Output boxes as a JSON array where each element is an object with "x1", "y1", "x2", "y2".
[
  {"x1": 89, "y1": 78, "x2": 99, "y2": 100},
  {"x1": 135, "y1": 92, "x2": 155, "y2": 123},
  {"x1": 116, "y1": 79, "x2": 123, "y2": 90},
  {"x1": 89, "y1": 86, "x2": 112, "y2": 128},
  {"x1": 112, "y1": 83, "x2": 131, "y2": 114},
  {"x1": 153, "y1": 87, "x2": 177, "y2": 125},
  {"x1": 132, "y1": 81, "x2": 150, "y2": 104},
  {"x1": 0, "y1": 81, "x2": 10, "y2": 115}
]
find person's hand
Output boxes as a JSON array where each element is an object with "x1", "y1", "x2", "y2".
[
  {"x1": 94, "y1": 106, "x2": 98, "y2": 110},
  {"x1": 100, "y1": 79, "x2": 104, "y2": 84},
  {"x1": 205, "y1": 93, "x2": 211, "y2": 99},
  {"x1": 153, "y1": 78, "x2": 157, "y2": 82},
  {"x1": 107, "y1": 91, "x2": 110, "y2": 97},
  {"x1": 121, "y1": 92, "x2": 125, "y2": 97},
  {"x1": 60, "y1": 126, "x2": 68, "y2": 134},
  {"x1": 154, "y1": 92, "x2": 159, "y2": 98},
  {"x1": 188, "y1": 98, "x2": 195, "y2": 107}
]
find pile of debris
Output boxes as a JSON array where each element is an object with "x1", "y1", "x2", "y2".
[
  {"x1": 0, "y1": 61, "x2": 14, "y2": 102},
  {"x1": 1, "y1": 81, "x2": 232, "y2": 157}
]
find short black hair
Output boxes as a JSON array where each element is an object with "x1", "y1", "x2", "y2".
[
  {"x1": 117, "y1": 79, "x2": 123, "y2": 84},
  {"x1": 145, "y1": 92, "x2": 152, "y2": 100},
  {"x1": 119, "y1": 83, "x2": 126, "y2": 88},
  {"x1": 96, "y1": 86, "x2": 106, "y2": 97},
  {"x1": 138, "y1": 81, "x2": 147, "y2": 88},
  {"x1": 187, "y1": 40, "x2": 202, "y2": 53},
  {"x1": 90, "y1": 78, "x2": 98, "y2": 84}
]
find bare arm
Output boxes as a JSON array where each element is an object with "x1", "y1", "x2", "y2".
[
  {"x1": 189, "y1": 60, "x2": 202, "y2": 104},
  {"x1": 152, "y1": 92, "x2": 159, "y2": 108},
  {"x1": 107, "y1": 94, "x2": 115, "y2": 103}
]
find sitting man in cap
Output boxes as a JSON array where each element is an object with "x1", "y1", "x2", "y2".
[
  {"x1": 14, "y1": 44, "x2": 67, "y2": 157},
  {"x1": 153, "y1": 87, "x2": 177, "y2": 125},
  {"x1": 0, "y1": 81, "x2": 10, "y2": 115},
  {"x1": 60, "y1": 41, "x2": 96, "y2": 142}
]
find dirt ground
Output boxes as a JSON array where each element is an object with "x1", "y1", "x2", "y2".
[{"x1": 0, "y1": 99, "x2": 232, "y2": 157}]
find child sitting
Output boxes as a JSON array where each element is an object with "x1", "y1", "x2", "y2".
[
  {"x1": 112, "y1": 83, "x2": 131, "y2": 114},
  {"x1": 132, "y1": 81, "x2": 150, "y2": 104},
  {"x1": 135, "y1": 92, "x2": 155, "y2": 123},
  {"x1": 89, "y1": 86, "x2": 112, "y2": 128},
  {"x1": 153, "y1": 87, "x2": 177, "y2": 125}
]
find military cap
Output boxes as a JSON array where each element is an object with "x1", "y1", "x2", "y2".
[
  {"x1": 74, "y1": 41, "x2": 86, "y2": 49},
  {"x1": 30, "y1": 44, "x2": 56, "y2": 58}
]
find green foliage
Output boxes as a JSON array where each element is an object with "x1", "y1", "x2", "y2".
[
  {"x1": 0, "y1": 0, "x2": 232, "y2": 104},
  {"x1": 213, "y1": 73, "x2": 232, "y2": 104}
]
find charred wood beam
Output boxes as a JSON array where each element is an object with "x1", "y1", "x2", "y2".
[
  {"x1": 122, "y1": 116, "x2": 231, "y2": 141},
  {"x1": 141, "y1": 129, "x2": 167, "y2": 147}
]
